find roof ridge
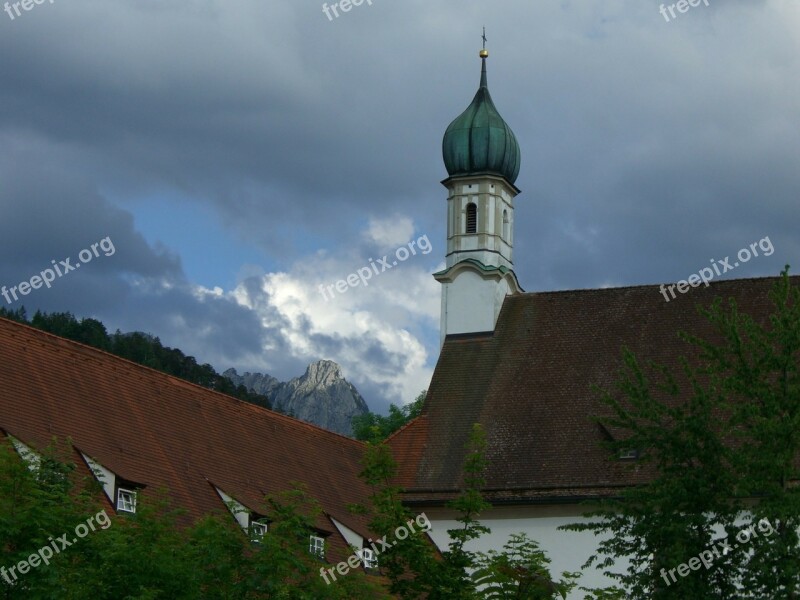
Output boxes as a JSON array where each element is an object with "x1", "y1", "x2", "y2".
[
  {"x1": 385, "y1": 413, "x2": 427, "y2": 443},
  {"x1": 0, "y1": 317, "x2": 366, "y2": 448},
  {"x1": 517, "y1": 273, "x2": 794, "y2": 297}
]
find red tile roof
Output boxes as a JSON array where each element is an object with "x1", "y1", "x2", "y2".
[
  {"x1": 391, "y1": 276, "x2": 793, "y2": 504},
  {"x1": 0, "y1": 317, "x2": 373, "y2": 562}
]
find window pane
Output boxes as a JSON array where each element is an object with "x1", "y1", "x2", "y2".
[
  {"x1": 309, "y1": 535, "x2": 325, "y2": 558},
  {"x1": 117, "y1": 489, "x2": 137, "y2": 513}
]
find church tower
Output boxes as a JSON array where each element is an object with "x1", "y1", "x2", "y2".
[{"x1": 435, "y1": 40, "x2": 523, "y2": 346}]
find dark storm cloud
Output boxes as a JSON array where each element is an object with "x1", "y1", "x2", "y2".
[
  {"x1": 0, "y1": 0, "x2": 797, "y2": 411},
  {"x1": 1, "y1": 1, "x2": 795, "y2": 258},
  {"x1": 0, "y1": 137, "x2": 181, "y2": 306},
  {"x1": 513, "y1": 57, "x2": 800, "y2": 293},
  {"x1": 107, "y1": 282, "x2": 269, "y2": 368},
  {"x1": 0, "y1": 137, "x2": 272, "y2": 371},
  {"x1": 0, "y1": 0, "x2": 452, "y2": 259}
]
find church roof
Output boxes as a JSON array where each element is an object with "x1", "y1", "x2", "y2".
[
  {"x1": 0, "y1": 317, "x2": 373, "y2": 562},
  {"x1": 442, "y1": 54, "x2": 521, "y2": 185},
  {"x1": 390, "y1": 275, "x2": 795, "y2": 504}
]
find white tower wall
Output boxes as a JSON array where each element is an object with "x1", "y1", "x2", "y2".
[{"x1": 435, "y1": 172, "x2": 523, "y2": 347}]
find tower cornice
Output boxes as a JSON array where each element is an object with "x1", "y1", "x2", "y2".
[{"x1": 441, "y1": 172, "x2": 521, "y2": 195}]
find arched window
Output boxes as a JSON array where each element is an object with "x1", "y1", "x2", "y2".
[
  {"x1": 466, "y1": 203, "x2": 477, "y2": 234},
  {"x1": 503, "y1": 210, "x2": 509, "y2": 240}
]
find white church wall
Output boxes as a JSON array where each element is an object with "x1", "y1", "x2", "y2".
[
  {"x1": 441, "y1": 270, "x2": 510, "y2": 338},
  {"x1": 422, "y1": 504, "x2": 626, "y2": 598}
]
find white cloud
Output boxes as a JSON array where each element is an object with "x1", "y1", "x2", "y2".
[
  {"x1": 364, "y1": 215, "x2": 416, "y2": 249},
  {"x1": 221, "y1": 218, "x2": 440, "y2": 408}
]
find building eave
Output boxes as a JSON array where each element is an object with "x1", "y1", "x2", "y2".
[{"x1": 433, "y1": 258, "x2": 524, "y2": 293}]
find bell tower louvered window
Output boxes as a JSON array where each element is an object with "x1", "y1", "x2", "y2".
[{"x1": 466, "y1": 203, "x2": 477, "y2": 234}]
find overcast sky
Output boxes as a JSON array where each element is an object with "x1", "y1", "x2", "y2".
[{"x1": 1, "y1": 0, "x2": 798, "y2": 414}]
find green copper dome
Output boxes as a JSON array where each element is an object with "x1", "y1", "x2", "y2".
[{"x1": 442, "y1": 56, "x2": 521, "y2": 185}]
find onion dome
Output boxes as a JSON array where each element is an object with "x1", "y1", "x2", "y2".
[{"x1": 442, "y1": 50, "x2": 521, "y2": 185}]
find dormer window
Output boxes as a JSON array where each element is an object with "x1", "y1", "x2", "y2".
[
  {"x1": 358, "y1": 547, "x2": 378, "y2": 569},
  {"x1": 619, "y1": 449, "x2": 639, "y2": 460},
  {"x1": 309, "y1": 535, "x2": 325, "y2": 559},
  {"x1": 466, "y1": 203, "x2": 477, "y2": 234},
  {"x1": 116, "y1": 487, "x2": 137, "y2": 513},
  {"x1": 250, "y1": 520, "x2": 268, "y2": 542}
]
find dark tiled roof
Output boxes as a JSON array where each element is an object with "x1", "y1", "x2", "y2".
[
  {"x1": 391, "y1": 276, "x2": 792, "y2": 503},
  {"x1": 0, "y1": 317, "x2": 372, "y2": 561}
]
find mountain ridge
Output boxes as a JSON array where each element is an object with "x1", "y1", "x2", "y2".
[{"x1": 224, "y1": 359, "x2": 369, "y2": 436}]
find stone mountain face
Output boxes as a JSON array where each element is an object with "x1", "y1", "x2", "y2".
[
  {"x1": 223, "y1": 360, "x2": 369, "y2": 436},
  {"x1": 224, "y1": 370, "x2": 281, "y2": 398}
]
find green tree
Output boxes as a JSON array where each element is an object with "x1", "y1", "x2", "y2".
[
  {"x1": 358, "y1": 424, "x2": 572, "y2": 600},
  {"x1": 0, "y1": 307, "x2": 27, "y2": 323},
  {"x1": 31, "y1": 311, "x2": 110, "y2": 351},
  {"x1": 471, "y1": 533, "x2": 577, "y2": 599},
  {"x1": 353, "y1": 390, "x2": 426, "y2": 442},
  {"x1": 0, "y1": 437, "x2": 386, "y2": 599},
  {"x1": 439, "y1": 424, "x2": 492, "y2": 598},
  {"x1": 0, "y1": 438, "x2": 107, "y2": 599},
  {"x1": 359, "y1": 440, "x2": 441, "y2": 599},
  {"x1": 563, "y1": 267, "x2": 800, "y2": 599},
  {"x1": 235, "y1": 485, "x2": 387, "y2": 599},
  {"x1": 695, "y1": 268, "x2": 800, "y2": 597},
  {"x1": 64, "y1": 489, "x2": 200, "y2": 599}
]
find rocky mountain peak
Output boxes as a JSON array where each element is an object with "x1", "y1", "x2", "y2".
[
  {"x1": 224, "y1": 360, "x2": 369, "y2": 436},
  {"x1": 303, "y1": 360, "x2": 342, "y2": 387}
]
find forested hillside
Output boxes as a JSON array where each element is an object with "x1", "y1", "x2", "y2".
[{"x1": 0, "y1": 307, "x2": 271, "y2": 409}]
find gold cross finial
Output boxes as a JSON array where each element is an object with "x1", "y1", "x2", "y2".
[{"x1": 480, "y1": 27, "x2": 489, "y2": 58}]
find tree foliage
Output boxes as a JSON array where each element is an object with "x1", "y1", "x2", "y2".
[
  {"x1": 0, "y1": 438, "x2": 386, "y2": 599},
  {"x1": 563, "y1": 267, "x2": 800, "y2": 599},
  {"x1": 352, "y1": 390, "x2": 426, "y2": 443},
  {"x1": 471, "y1": 533, "x2": 578, "y2": 599},
  {"x1": 357, "y1": 424, "x2": 575, "y2": 599}
]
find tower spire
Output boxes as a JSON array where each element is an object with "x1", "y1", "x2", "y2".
[{"x1": 480, "y1": 27, "x2": 488, "y2": 87}]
